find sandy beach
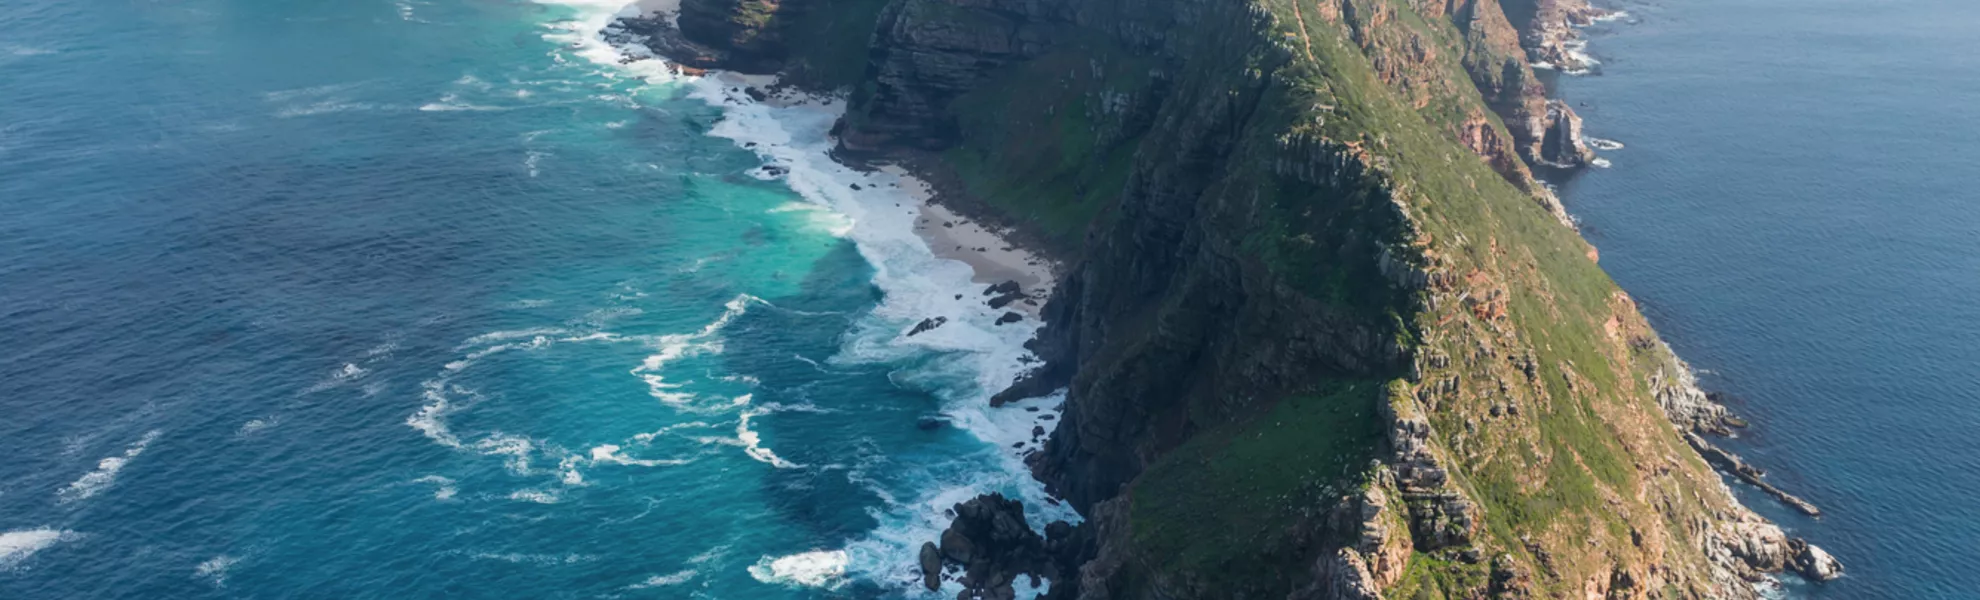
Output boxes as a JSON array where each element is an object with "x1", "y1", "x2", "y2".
[{"x1": 881, "y1": 165, "x2": 1056, "y2": 316}]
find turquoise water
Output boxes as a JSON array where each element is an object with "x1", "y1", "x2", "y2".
[
  {"x1": 1555, "y1": 0, "x2": 1980, "y2": 597},
  {"x1": 0, "y1": 0, "x2": 1067, "y2": 597}
]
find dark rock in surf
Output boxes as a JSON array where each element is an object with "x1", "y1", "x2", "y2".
[
  {"x1": 908, "y1": 316, "x2": 948, "y2": 337},
  {"x1": 920, "y1": 542, "x2": 943, "y2": 591}
]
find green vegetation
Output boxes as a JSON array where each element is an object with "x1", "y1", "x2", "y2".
[
  {"x1": 777, "y1": 0, "x2": 891, "y2": 88},
  {"x1": 942, "y1": 40, "x2": 1158, "y2": 249},
  {"x1": 1128, "y1": 381, "x2": 1384, "y2": 594},
  {"x1": 1388, "y1": 552, "x2": 1491, "y2": 600}
]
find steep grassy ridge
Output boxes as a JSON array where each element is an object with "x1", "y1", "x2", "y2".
[{"x1": 643, "y1": 0, "x2": 1834, "y2": 597}]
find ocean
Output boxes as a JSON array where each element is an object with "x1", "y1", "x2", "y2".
[
  {"x1": 0, "y1": 0, "x2": 1069, "y2": 597},
  {"x1": 1554, "y1": 0, "x2": 1980, "y2": 598}
]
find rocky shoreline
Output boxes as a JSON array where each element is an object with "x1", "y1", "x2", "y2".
[{"x1": 610, "y1": 0, "x2": 1845, "y2": 595}]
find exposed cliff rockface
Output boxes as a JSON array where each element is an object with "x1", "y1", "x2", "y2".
[{"x1": 625, "y1": 0, "x2": 1839, "y2": 597}]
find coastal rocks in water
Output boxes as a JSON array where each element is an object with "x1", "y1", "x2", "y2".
[
  {"x1": 1507, "y1": 0, "x2": 1613, "y2": 73},
  {"x1": 908, "y1": 316, "x2": 948, "y2": 337},
  {"x1": 996, "y1": 312, "x2": 1023, "y2": 325},
  {"x1": 920, "y1": 541, "x2": 944, "y2": 591},
  {"x1": 926, "y1": 494, "x2": 1083, "y2": 600},
  {"x1": 1790, "y1": 538, "x2": 1845, "y2": 582},
  {"x1": 984, "y1": 281, "x2": 1025, "y2": 310},
  {"x1": 1686, "y1": 432, "x2": 1823, "y2": 517},
  {"x1": 1540, "y1": 100, "x2": 1598, "y2": 167}
]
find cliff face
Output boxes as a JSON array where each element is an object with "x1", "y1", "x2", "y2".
[{"x1": 635, "y1": 0, "x2": 1836, "y2": 597}]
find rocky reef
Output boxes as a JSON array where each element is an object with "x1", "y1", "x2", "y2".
[{"x1": 624, "y1": 0, "x2": 1842, "y2": 596}]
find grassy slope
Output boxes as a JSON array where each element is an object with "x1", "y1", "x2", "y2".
[
  {"x1": 1263, "y1": 1, "x2": 1733, "y2": 594},
  {"x1": 943, "y1": 39, "x2": 1158, "y2": 249},
  {"x1": 1129, "y1": 382, "x2": 1384, "y2": 594}
]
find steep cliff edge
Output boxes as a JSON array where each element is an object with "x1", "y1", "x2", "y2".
[{"x1": 624, "y1": 0, "x2": 1838, "y2": 597}]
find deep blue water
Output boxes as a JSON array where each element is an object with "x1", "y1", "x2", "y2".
[
  {"x1": 0, "y1": 0, "x2": 1066, "y2": 597},
  {"x1": 1557, "y1": 1, "x2": 1980, "y2": 597}
]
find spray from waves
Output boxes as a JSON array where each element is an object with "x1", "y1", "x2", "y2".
[
  {"x1": 57, "y1": 429, "x2": 162, "y2": 504},
  {"x1": 0, "y1": 528, "x2": 78, "y2": 571},
  {"x1": 747, "y1": 550, "x2": 849, "y2": 589}
]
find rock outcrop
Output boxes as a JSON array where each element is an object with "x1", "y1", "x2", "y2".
[
  {"x1": 1540, "y1": 99, "x2": 1597, "y2": 167},
  {"x1": 924, "y1": 494, "x2": 1086, "y2": 599}
]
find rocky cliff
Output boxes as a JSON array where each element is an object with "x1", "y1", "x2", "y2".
[{"x1": 624, "y1": 0, "x2": 1838, "y2": 597}]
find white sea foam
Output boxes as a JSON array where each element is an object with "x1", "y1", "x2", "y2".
[
  {"x1": 736, "y1": 402, "x2": 800, "y2": 469},
  {"x1": 769, "y1": 201, "x2": 855, "y2": 237},
  {"x1": 261, "y1": 82, "x2": 365, "y2": 102},
  {"x1": 469, "y1": 551, "x2": 595, "y2": 564},
  {"x1": 237, "y1": 416, "x2": 280, "y2": 437},
  {"x1": 418, "y1": 93, "x2": 511, "y2": 112},
  {"x1": 676, "y1": 74, "x2": 1080, "y2": 598},
  {"x1": 0, "y1": 528, "x2": 76, "y2": 570},
  {"x1": 277, "y1": 101, "x2": 381, "y2": 118},
  {"x1": 628, "y1": 569, "x2": 698, "y2": 588},
  {"x1": 588, "y1": 444, "x2": 694, "y2": 467},
  {"x1": 524, "y1": 150, "x2": 547, "y2": 177},
  {"x1": 195, "y1": 555, "x2": 239, "y2": 587},
  {"x1": 688, "y1": 545, "x2": 727, "y2": 564},
  {"x1": 1589, "y1": 10, "x2": 1631, "y2": 24},
  {"x1": 518, "y1": 4, "x2": 1080, "y2": 595},
  {"x1": 508, "y1": 488, "x2": 562, "y2": 504},
  {"x1": 415, "y1": 475, "x2": 459, "y2": 501},
  {"x1": 459, "y1": 328, "x2": 571, "y2": 348},
  {"x1": 629, "y1": 294, "x2": 757, "y2": 408},
  {"x1": 747, "y1": 550, "x2": 848, "y2": 589},
  {"x1": 58, "y1": 429, "x2": 161, "y2": 504},
  {"x1": 305, "y1": 362, "x2": 369, "y2": 393}
]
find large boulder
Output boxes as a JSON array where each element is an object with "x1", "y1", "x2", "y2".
[
  {"x1": 1790, "y1": 539, "x2": 1844, "y2": 582},
  {"x1": 920, "y1": 541, "x2": 944, "y2": 591}
]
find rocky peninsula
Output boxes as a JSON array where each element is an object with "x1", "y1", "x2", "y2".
[{"x1": 614, "y1": 0, "x2": 1841, "y2": 596}]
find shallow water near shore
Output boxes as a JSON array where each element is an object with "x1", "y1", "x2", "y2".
[
  {"x1": 0, "y1": 0, "x2": 1065, "y2": 597},
  {"x1": 1554, "y1": 0, "x2": 1980, "y2": 597}
]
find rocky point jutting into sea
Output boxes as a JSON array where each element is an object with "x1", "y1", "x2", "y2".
[{"x1": 614, "y1": 0, "x2": 1841, "y2": 597}]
